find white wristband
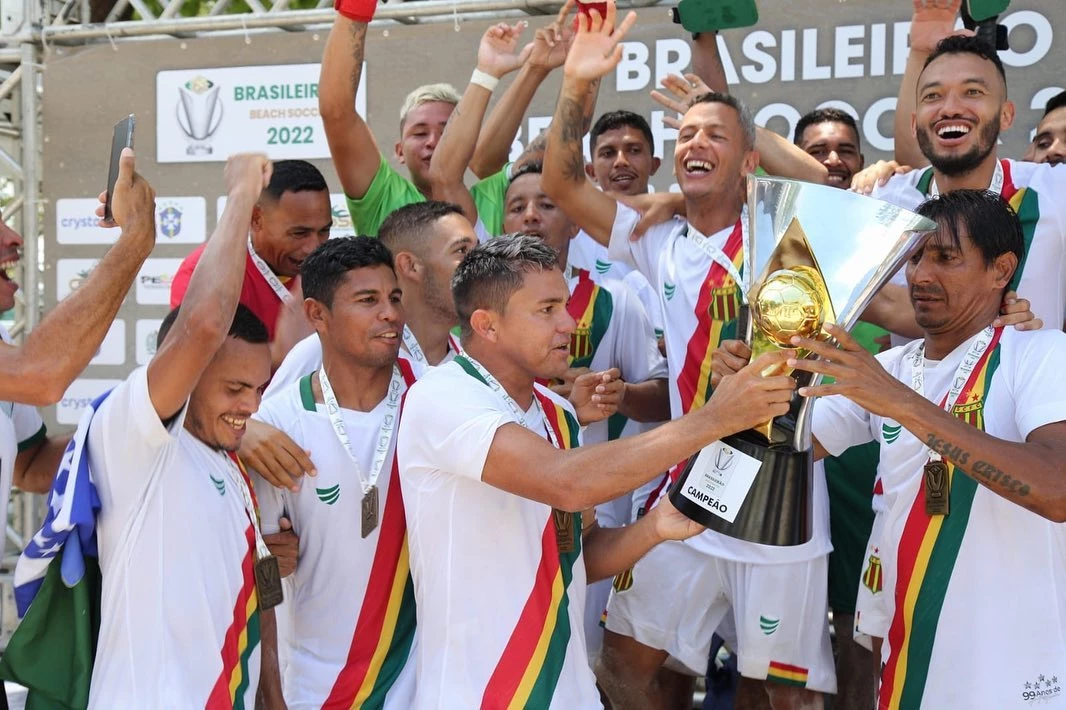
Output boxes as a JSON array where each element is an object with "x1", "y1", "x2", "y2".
[{"x1": 470, "y1": 68, "x2": 499, "y2": 93}]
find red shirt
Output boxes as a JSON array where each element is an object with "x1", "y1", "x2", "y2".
[{"x1": 170, "y1": 244, "x2": 297, "y2": 341}]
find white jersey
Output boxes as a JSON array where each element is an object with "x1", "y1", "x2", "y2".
[
  {"x1": 569, "y1": 231, "x2": 664, "y2": 335},
  {"x1": 398, "y1": 362, "x2": 601, "y2": 709},
  {"x1": 268, "y1": 329, "x2": 457, "y2": 397},
  {"x1": 872, "y1": 159, "x2": 1066, "y2": 329},
  {"x1": 814, "y1": 327, "x2": 1066, "y2": 709},
  {"x1": 608, "y1": 203, "x2": 831, "y2": 564},
  {"x1": 88, "y1": 366, "x2": 261, "y2": 708},
  {"x1": 0, "y1": 326, "x2": 46, "y2": 529},
  {"x1": 252, "y1": 356, "x2": 421, "y2": 709}
]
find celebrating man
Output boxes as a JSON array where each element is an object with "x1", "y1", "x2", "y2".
[
  {"x1": 398, "y1": 234, "x2": 797, "y2": 707},
  {"x1": 86, "y1": 154, "x2": 283, "y2": 707}
]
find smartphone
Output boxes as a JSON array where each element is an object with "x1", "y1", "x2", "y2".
[
  {"x1": 104, "y1": 114, "x2": 136, "y2": 223},
  {"x1": 966, "y1": 0, "x2": 1010, "y2": 23},
  {"x1": 674, "y1": 0, "x2": 759, "y2": 34}
]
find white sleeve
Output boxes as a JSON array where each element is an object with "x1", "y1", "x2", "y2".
[
  {"x1": 90, "y1": 365, "x2": 187, "y2": 519},
  {"x1": 811, "y1": 394, "x2": 874, "y2": 457},
  {"x1": 249, "y1": 396, "x2": 293, "y2": 535},
  {"x1": 623, "y1": 271, "x2": 665, "y2": 335},
  {"x1": 11, "y1": 402, "x2": 44, "y2": 451},
  {"x1": 605, "y1": 280, "x2": 668, "y2": 384},
  {"x1": 606, "y1": 204, "x2": 673, "y2": 291},
  {"x1": 266, "y1": 335, "x2": 322, "y2": 399},
  {"x1": 1011, "y1": 331, "x2": 1066, "y2": 439},
  {"x1": 398, "y1": 373, "x2": 516, "y2": 483}
]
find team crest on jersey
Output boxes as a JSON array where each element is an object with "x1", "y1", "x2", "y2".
[
  {"x1": 882, "y1": 422, "x2": 902, "y2": 444},
  {"x1": 612, "y1": 568, "x2": 634, "y2": 593},
  {"x1": 708, "y1": 284, "x2": 739, "y2": 322},
  {"x1": 209, "y1": 474, "x2": 226, "y2": 496},
  {"x1": 570, "y1": 326, "x2": 593, "y2": 362},
  {"x1": 952, "y1": 399, "x2": 984, "y2": 417},
  {"x1": 862, "y1": 552, "x2": 883, "y2": 594},
  {"x1": 316, "y1": 484, "x2": 340, "y2": 505}
]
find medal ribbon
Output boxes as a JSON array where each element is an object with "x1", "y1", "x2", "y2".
[
  {"x1": 318, "y1": 364, "x2": 405, "y2": 497},
  {"x1": 401, "y1": 325, "x2": 428, "y2": 366},
  {"x1": 247, "y1": 235, "x2": 295, "y2": 306},
  {"x1": 909, "y1": 325, "x2": 998, "y2": 463},
  {"x1": 684, "y1": 217, "x2": 747, "y2": 301},
  {"x1": 455, "y1": 352, "x2": 560, "y2": 449},
  {"x1": 225, "y1": 452, "x2": 272, "y2": 561}
]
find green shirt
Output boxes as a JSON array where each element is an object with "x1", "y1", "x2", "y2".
[{"x1": 345, "y1": 156, "x2": 509, "y2": 237}]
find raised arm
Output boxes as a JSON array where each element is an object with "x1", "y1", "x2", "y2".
[
  {"x1": 543, "y1": 3, "x2": 637, "y2": 245},
  {"x1": 894, "y1": 0, "x2": 962, "y2": 169},
  {"x1": 428, "y1": 22, "x2": 531, "y2": 223},
  {"x1": 470, "y1": 4, "x2": 575, "y2": 178},
  {"x1": 0, "y1": 149, "x2": 155, "y2": 406},
  {"x1": 319, "y1": 2, "x2": 381, "y2": 200},
  {"x1": 146, "y1": 155, "x2": 271, "y2": 421}
]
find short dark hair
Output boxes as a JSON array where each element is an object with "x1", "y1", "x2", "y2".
[
  {"x1": 590, "y1": 110, "x2": 655, "y2": 153},
  {"x1": 157, "y1": 303, "x2": 269, "y2": 349},
  {"x1": 915, "y1": 190, "x2": 1024, "y2": 273},
  {"x1": 922, "y1": 35, "x2": 1007, "y2": 88},
  {"x1": 378, "y1": 200, "x2": 465, "y2": 255},
  {"x1": 261, "y1": 160, "x2": 329, "y2": 202},
  {"x1": 794, "y1": 108, "x2": 862, "y2": 150},
  {"x1": 300, "y1": 236, "x2": 394, "y2": 308},
  {"x1": 452, "y1": 234, "x2": 559, "y2": 339},
  {"x1": 508, "y1": 160, "x2": 543, "y2": 185},
  {"x1": 689, "y1": 92, "x2": 756, "y2": 150},
  {"x1": 1043, "y1": 89, "x2": 1066, "y2": 118}
]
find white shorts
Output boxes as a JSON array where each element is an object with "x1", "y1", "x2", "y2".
[
  {"x1": 604, "y1": 539, "x2": 836, "y2": 694},
  {"x1": 854, "y1": 509, "x2": 892, "y2": 645}
]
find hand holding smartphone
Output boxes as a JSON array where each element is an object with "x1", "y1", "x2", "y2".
[{"x1": 104, "y1": 114, "x2": 136, "y2": 223}]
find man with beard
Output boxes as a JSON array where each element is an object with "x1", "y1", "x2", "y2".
[
  {"x1": 873, "y1": 34, "x2": 1066, "y2": 340},
  {"x1": 1024, "y1": 90, "x2": 1066, "y2": 166}
]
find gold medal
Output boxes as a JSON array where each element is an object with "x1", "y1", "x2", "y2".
[
  {"x1": 553, "y1": 508, "x2": 575, "y2": 553},
  {"x1": 924, "y1": 460, "x2": 950, "y2": 516},
  {"x1": 361, "y1": 486, "x2": 379, "y2": 538},
  {"x1": 254, "y1": 555, "x2": 284, "y2": 611}
]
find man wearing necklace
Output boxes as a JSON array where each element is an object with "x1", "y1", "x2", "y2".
[
  {"x1": 170, "y1": 159, "x2": 333, "y2": 370},
  {"x1": 397, "y1": 235, "x2": 796, "y2": 707},
  {"x1": 250, "y1": 236, "x2": 423, "y2": 708},
  {"x1": 790, "y1": 189, "x2": 1066, "y2": 709},
  {"x1": 86, "y1": 154, "x2": 284, "y2": 707}
]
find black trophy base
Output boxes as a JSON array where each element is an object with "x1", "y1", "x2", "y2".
[{"x1": 669, "y1": 428, "x2": 814, "y2": 546}]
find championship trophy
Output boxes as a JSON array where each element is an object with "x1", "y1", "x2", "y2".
[
  {"x1": 177, "y1": 76, "x2": 223, "y2": 156},
  {"x1": 669, "y1": 175, "x2": 936, "y2": 545}
]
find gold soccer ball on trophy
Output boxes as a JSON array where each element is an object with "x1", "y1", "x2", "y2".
[{"x1": 751, "y1": 269, "x2": 825, "y2": 347}]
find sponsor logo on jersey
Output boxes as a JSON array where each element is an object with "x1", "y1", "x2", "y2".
[
  {"x1": 664, "y1": 282, "x2": 676, "y2": 301},
  {"x1": 316, "y1": 484, "x2": 340, "y2": 505},
  {"x1": 595, "y1": 258, "x2": 612, "y2": 275},
  {"x1": 210, "y1": 474, "x2": 226, "y2": 496},
  {"x1": 759, "y1": 615, "x2": 780, "y2": 636},
  {"x1": 882, "y1": 422, "x2": 901, "y2": 444}
]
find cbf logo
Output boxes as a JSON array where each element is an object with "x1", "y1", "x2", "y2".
[
  {"x1": 157, "y1": 203, "x2": 183, "y2": 239},
  {"x1": 177, "y1": 75, "x2": 223, "y2": 156}
]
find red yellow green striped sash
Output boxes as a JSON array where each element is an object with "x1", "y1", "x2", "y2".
[
  {"x1": 677, "y1": 220, "x2": 744, "y2": 415},
  {"x1": 566, "y1": 269, "x2": 613, "y2": 370},
  {"x1": 206, "y1": 523, "x2": 260, "y2": 710},
  {"x1": 480, "y1": 391, "x2": 582, "y2": 709},
  {"x1": 323, "y1": 359, "x2": 419, "y2": 709},
  {"x1": 767, "y1": 661, "x2": 809, "y2": 688},
  {"x1": 879, "y1": 327, "x2": 1003, "y2": 709},
  {"x1": 918, "y1": 160, "x2": 1038, "y2": 293}
]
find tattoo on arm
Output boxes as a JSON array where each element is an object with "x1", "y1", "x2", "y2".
[
  {"x1": 348, "y1": 22, "x2": 367, "y2": 95},
  {"x1": 924, "y1": 434, "x2": 1031, "y2": 497},
  {"x1": 557, "y1": 96, "x2": 586, "y2": 183}
]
